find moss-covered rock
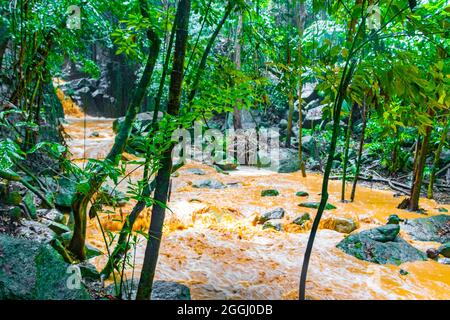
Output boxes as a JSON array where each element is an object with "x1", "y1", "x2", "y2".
[
  {"x1": 336, "y1": 225, "x2": 427, "y2": 265},
  {"x1": 0, "y1": 234, "x2": 90, "y2": 300},
  {"x1": 261, "y1": 189, "x2": 279, "y2": 197},
  {"x1": 292, "y1": 213, "x2": 311, "y2": 226},
  {"x1": 402, "y1": 214, "x2": 450, "y2": 244},
  {"x1": 43, "y1": 220, "x2": 71, "y2": 235},
  {"x1": 299, "y1": 202, "x2": 336, "y2": 210},
  {"x1": 263, "y1": 220, "x2": 283, "y2": 231}
]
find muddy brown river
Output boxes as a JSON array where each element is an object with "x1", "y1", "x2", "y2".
[{"x1": 61, "y1": 103, "x2": 450, "y2": 300}]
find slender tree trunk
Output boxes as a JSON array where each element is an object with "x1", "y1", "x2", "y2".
[
  {"x1": 427, "y1": 120, "x2": 449, "y2": 199},
  {"x1": 296, "y1": 0, "x2": 306, "y2": 177},
  {"x1": 136, "y1": 0, "x2": 191, "y2": 300},
  {"x1": 341, "y1": 103, "x2": 355, "y2": 202},
  {"x1": 68, "y1": 0, "x2": 161, "y2": 260},
  {"x1": 299, "y1": 60, "x2": 356, "y2": 300},
  {"x1": 350, "y1": 99, "x2": 367, "y2": 202},
  {"x1": 187, "y1": 1, "x2": 235, "y2": 105},
  {"x1": 233, "y1": 12, "x2": 243, "y2": 130},
  {"x1": 153, "y1": 16, "x2": 177, "y2": 124},
  {"x1": 409, "y1": 108, "x2": 434, "y2": 211}
]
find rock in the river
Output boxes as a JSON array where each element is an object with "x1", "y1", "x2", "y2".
[
  {"x1": 299, "y1": 202, "x2": 336, "y2": 210},
  {"x1": 107, "y1": 280, "x2": 191, "y2": 300},
  {"x1": 426, "y1": 248, "x2": 440, "y2": 259},
  {"x1": 192, "y1": 179, "x2": 226, "y2": 189},
  {"x1": 293, "y1": 213, "x2": 311, "y2": 226},
  {"x1": 336, "y1": 225, "x2": 427, "y2": 265},
  {"x1": 333, "y1": 217, "x2": 357, "y2": 234},
  {"x1": 295, "y1": 191, "x2": 309, "y2": 197},
  {"x1": 214, "y1": 162, "x2": 238, "y2": 171},
  {"x1": 438, "y1": 243, "x2": 450, "y2": 258},
  {"x1": 402, "y1": 214, "x2": 450, "y2": 243},
  {"x1": 261, "y1": 189, "x2": 280, "y2": 197},
  {"x1": 0, "y1": 234, "x2": 91, "y2": 300},
  {"x1": 387, "y1": 214, "x2": 404, "y2": 225},
  {"x1": 187, "y1": 168, "x2": 206, "y2": 175},
  {"x1": 263, "y1": 220, "x2": 284, "y2": 231},
  {"x1": 258, "y1": 208, "x2": 285, "y2": 224}
]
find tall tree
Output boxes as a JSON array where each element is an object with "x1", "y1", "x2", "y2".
[{"x1": 136, "y1": 0, "x2": 191, "y2": 300}]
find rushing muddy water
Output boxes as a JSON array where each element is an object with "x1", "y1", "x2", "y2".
[{"x1": 62, "y1": 111, "x2": 450, "y2": 300}]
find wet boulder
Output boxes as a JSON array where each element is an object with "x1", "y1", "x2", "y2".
[
  {"x1": 337, "y1": 225, "x2": 427, "y2": 265},
  {"x1": 192, "y1": 179, "x2": 226, "y2": 190},
  {"x1": 402, "y1": 214, "x2": 450, "y2": 244},
  {"x1": 187, "y1": 168, "x2": 206, "y2": 176},
  {"x1": 214, "y1": 162, "x2": 238, "y2": 171},
  {"x1": 333, "y1": 217, "x2": 357, "y2": 234},
  {"x1": 258, "y1": 208, "x2": 285, "y2": 224},
  {"x1": 295, "y1": 191, "x2": 309, "y2": 197},
  {"x1": 387, "y1": 214, "x2": 404, "y2": 225},
  {"x1": 0, "y1": 234, "x2": 91, "y2": 300},
  {"x1": 293, "y1": 213, "x2": 311, "y2": 226},
  {"x1": 263, "y1": 220, "x2": 284, "y2": 232},
  {"x1": 261, "y1": 189, "x2": 279, "y2": 197}
]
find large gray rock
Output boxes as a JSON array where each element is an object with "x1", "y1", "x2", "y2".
[
  {"x1": 337, "y1": 225, "x2": 427, "y2": 265},
  {"x1": 107, "y1": 280, "x2": 191, "y2": 300},
  {"x1": 0, "y1": 234, "x2": 91, "y2": 300},
  {"x1": 402, "y1": 214, "x2": 450, "y2": 244},
  {"x1": 277, "y1": 149, "x2": 300, "y2": 173}
]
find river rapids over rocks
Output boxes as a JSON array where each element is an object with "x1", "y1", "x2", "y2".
[{"x1": 61, "y1": 107, "x2": 450, "y2": 300}]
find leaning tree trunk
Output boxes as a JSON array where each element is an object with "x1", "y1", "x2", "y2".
[
  {"x1": 408, "y1": 107, "x2": 434, "y2": 211},
  {"x1": 136, "y1": 0, "x2": 191, "y2": 300},
  {"x1": 428, "y1": 120, "x2": 449, "y2": 199},
  {"x1": 68, "y1": 1, "x2": 161, "y2": 261},
  {"x1": 299, "y1": 60, "x2": 356, "y2": 300}
]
